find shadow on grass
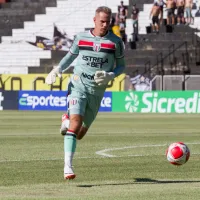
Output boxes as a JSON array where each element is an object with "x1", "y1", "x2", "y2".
[{"x1": 77, "y1": 178, "x2": 200, "y2": 187}]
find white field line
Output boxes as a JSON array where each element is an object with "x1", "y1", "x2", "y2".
[
  {"x1": 1, "y1": 153, "x2": 200, "y2": 163},
  {"x1": 96, "y1": 144, "x2": 167, "y2": 157},
  {"x1": 95, "y1": 142, "x2": 200, "y2": 157},
  {"x1": 0, "y1": 142, "x2": 200, "y2": 163}
]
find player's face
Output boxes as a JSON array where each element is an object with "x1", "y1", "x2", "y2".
[{"x1": 93, "y1": 12, "x2": 111, "y2": 36}]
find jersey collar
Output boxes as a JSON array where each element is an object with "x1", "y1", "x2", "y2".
[{"x1": 89, "y1": 29, "x2": 110, "y2": 38}]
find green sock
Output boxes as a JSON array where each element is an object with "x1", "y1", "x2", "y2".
[{"x1": 64, "y1": 131, "x2": 76, "y2": 169}]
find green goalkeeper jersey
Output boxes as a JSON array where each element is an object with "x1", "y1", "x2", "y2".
[{"x1": 59, "y1": 29, "x2": 125, "y2": 96}]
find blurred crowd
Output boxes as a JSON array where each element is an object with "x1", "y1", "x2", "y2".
[
  {"x1": 150, "y1": 0, "x2": 198, "y2": 33},
  {"x1": 110, "y1": 1, "x2": 128, "y2": 43},
  {"x1": 110, "y1": 0, "x2": 200, "y2": 39},
  {"x1": 1, "y1": 0, "x2": 200, "y2": 41},
  {"x1": 111, "y1": 1, "x2": 139, "y2": 44}
]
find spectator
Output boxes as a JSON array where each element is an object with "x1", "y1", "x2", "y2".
[
  {"x1": 149, "y1": 2, "x2": 163, "y2": 33},
  {"x1": 131, "y1": 4, "x2": 139, "y2": 35},
  {"x1": 119, "y1": 9, "x2": 126, "y2": 21},
  {"x1": 119, "y1": 18, "x2": 126, "y2": 43},
  {"x1": 118, "y1": 1, "x2": 128, "y2": 19},
  {"x1": 129, "y1": 74, "x2": 150, "y2": 91},
  {"x1": 166, "y1": 0, "x2": 176, "y2": 25},
  {"x1": 154, "y1": 0, "x2": 165, "y2": 24},
  {"x1": 176, "y1": 0, "x2": 185, "y2": 25},
  {"x1": 116, "y1": 1, "x2": 128, "y2": 26},
  {"x1": 184, "y1": 0, "x2": 193, "y2": 25}
]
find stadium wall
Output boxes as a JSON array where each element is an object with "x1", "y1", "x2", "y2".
[
  {"x1": 1, "y1": 90, "x2": 200, "y2": 113},
  {"x1": 0, "y1": 74, "x2": 125, "y2": 91}
]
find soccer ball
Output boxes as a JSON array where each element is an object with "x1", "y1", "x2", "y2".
[{"x1": 166, "y1": 142, "x2": 190, "y2": 165}]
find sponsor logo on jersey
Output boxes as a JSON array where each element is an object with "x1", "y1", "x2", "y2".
[
  {"x1": 82, "y1": 73, "x2": 94, "y2": 80},
  {"x1": 82, "y1": 55, "x2": 108, "y2": 69}
]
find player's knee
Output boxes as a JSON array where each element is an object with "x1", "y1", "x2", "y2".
[
  {"x1": 76, "y1": 134, "x2": 84, "y2": 140},
  {"x1": 77, "y1": 127, "x2": 88, "y2": 140}
]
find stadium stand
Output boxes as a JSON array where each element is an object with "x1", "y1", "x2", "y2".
[
  {"x1": 0, "y1": 0, "x2": 200, "y2": 80},
  {"x1": 0, "y1": 0, "x2": 57, "y2": 73},
  {"x1": 0, "y1": 0, "x2": 128, "y2": 74},
  {"x1": 125, "y1": 0, "x2": 200, "y2": 78}
]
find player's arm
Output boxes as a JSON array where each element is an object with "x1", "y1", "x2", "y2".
[
  {"x1": 149, "y1": 7, "x2": 153, "y2": 19},
  {"x1": 45, "y1": 36, "x2": 79, "y2": 85},
  {"x1": 59, "y1": 36, "x2": 79, "y2": 71},
  {"x1": 190, "y1": 0, "x2": 193, "y2": 9},
  {"x1": 113, "y1": 39, "x2": 125, "y2": 78}
]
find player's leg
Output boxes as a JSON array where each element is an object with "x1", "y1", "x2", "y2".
[
  {"x1": 167, "y1": 10, "x2": 170, "y2": 25},
  {"x1": 155, "y1": 17, "x2": 159, "y2": 33},
  {"x1": 177, "y1": 8, "x2": 181, "y2": 25},
  {"x1": 60, "y1": 82, "x2": 72, "y2": 135},
  {"x1": 76, "y1": 93, "x2": 102, "y2": 140},
  {"x1": 60, "y1": 113, "x2": 70, "y2": 135},
  {"x1": 64, "y1": 90, "x2": 87, "y2": 180},
  {"x1": 185, "y1": 8, "x2": 190, "y2": 24},
  {"x1": 76, "y1": 126, "x2": 88, "y2": 140},
  {"x1": 171, "y1": 12, "x2": 175, "y2": 25},
  {"x1": 152, "y1": 17, "x2": 156, "y2": 32}
]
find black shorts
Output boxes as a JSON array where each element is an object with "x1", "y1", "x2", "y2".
[
  {"x1": 167, "y1": 8, "x2": 175, "y2": 17},
  {"x1": 177, "y1": 6, "x2": 184, "y2": 17},
  {"x1": 159, "y1": 5, "x2": 163, "y2": 12},
  {"x1": 152, "y1": 16, "x2": 159, "y2": 24}
]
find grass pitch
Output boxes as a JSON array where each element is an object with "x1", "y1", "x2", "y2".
[{"x1": 0, "y1": 111, "x2": 200, "y2": 200}]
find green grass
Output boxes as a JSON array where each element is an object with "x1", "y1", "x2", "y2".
[{"x1": 0, "y1": 111, "x2": 200, "y2": 200}]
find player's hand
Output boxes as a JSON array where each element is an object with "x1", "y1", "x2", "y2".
[
  {"x1": 94, "y1": 71, "x2": 115, "y2": 86},
  {"x1": 45, "y1": 66, "x2": 62, "y2": 85}
]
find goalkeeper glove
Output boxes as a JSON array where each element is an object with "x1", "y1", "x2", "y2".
[
  {"x1": 45, "y1": 66, "x2": 62, "y2": 85},
  {"x1": 94, "y1": 71, "x2": 115, "y2": 86}
]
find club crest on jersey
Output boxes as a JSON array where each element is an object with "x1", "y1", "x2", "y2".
[
  {"x1": 69, "y1": 98, "x2": 78, "y2": 106},
  {"x1": 93, "y1": 43, "x2": 101, "y2": 52},
  {"x1": 72, "y1": 74, "x2": 80, "y2": 81}
]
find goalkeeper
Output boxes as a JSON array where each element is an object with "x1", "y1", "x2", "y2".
[{"x1": 45, "y1": 6, "x2": 125, "y2": 180}]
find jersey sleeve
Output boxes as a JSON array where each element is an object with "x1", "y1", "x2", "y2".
[
  {"x1": 115, "y1": 39, "x2": 125, "y2": 59},
  {"x1": 58, "y1": 35, "x2": 80, "y2": 71},
  {"x1": 113, "y1": 39, "x2": 125, "y2": 77},
  {"x1": 69, "y1": 35, "x2": 79, "y2": 55}
]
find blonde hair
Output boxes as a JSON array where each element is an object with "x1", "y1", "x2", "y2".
[{"x1": 95, "y1": 6, "x2": 112, "y2": 16}]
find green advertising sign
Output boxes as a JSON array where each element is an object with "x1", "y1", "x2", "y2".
[{"x1": 112, "y1": 91, "x2": 200, "y2": 113}]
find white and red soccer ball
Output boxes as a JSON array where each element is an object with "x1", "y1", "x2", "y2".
[{"x1": 166, "y1": 142, "x2": 190, "y2": 165}]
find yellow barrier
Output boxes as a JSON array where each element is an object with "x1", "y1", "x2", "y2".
[{"x1": 0, "y1": 74, "x2": 125, "y2": 91}]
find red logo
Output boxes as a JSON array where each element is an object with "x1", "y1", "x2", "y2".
[{"x1": 69, "y1": 98, "x2": 78, "y2": 105}]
